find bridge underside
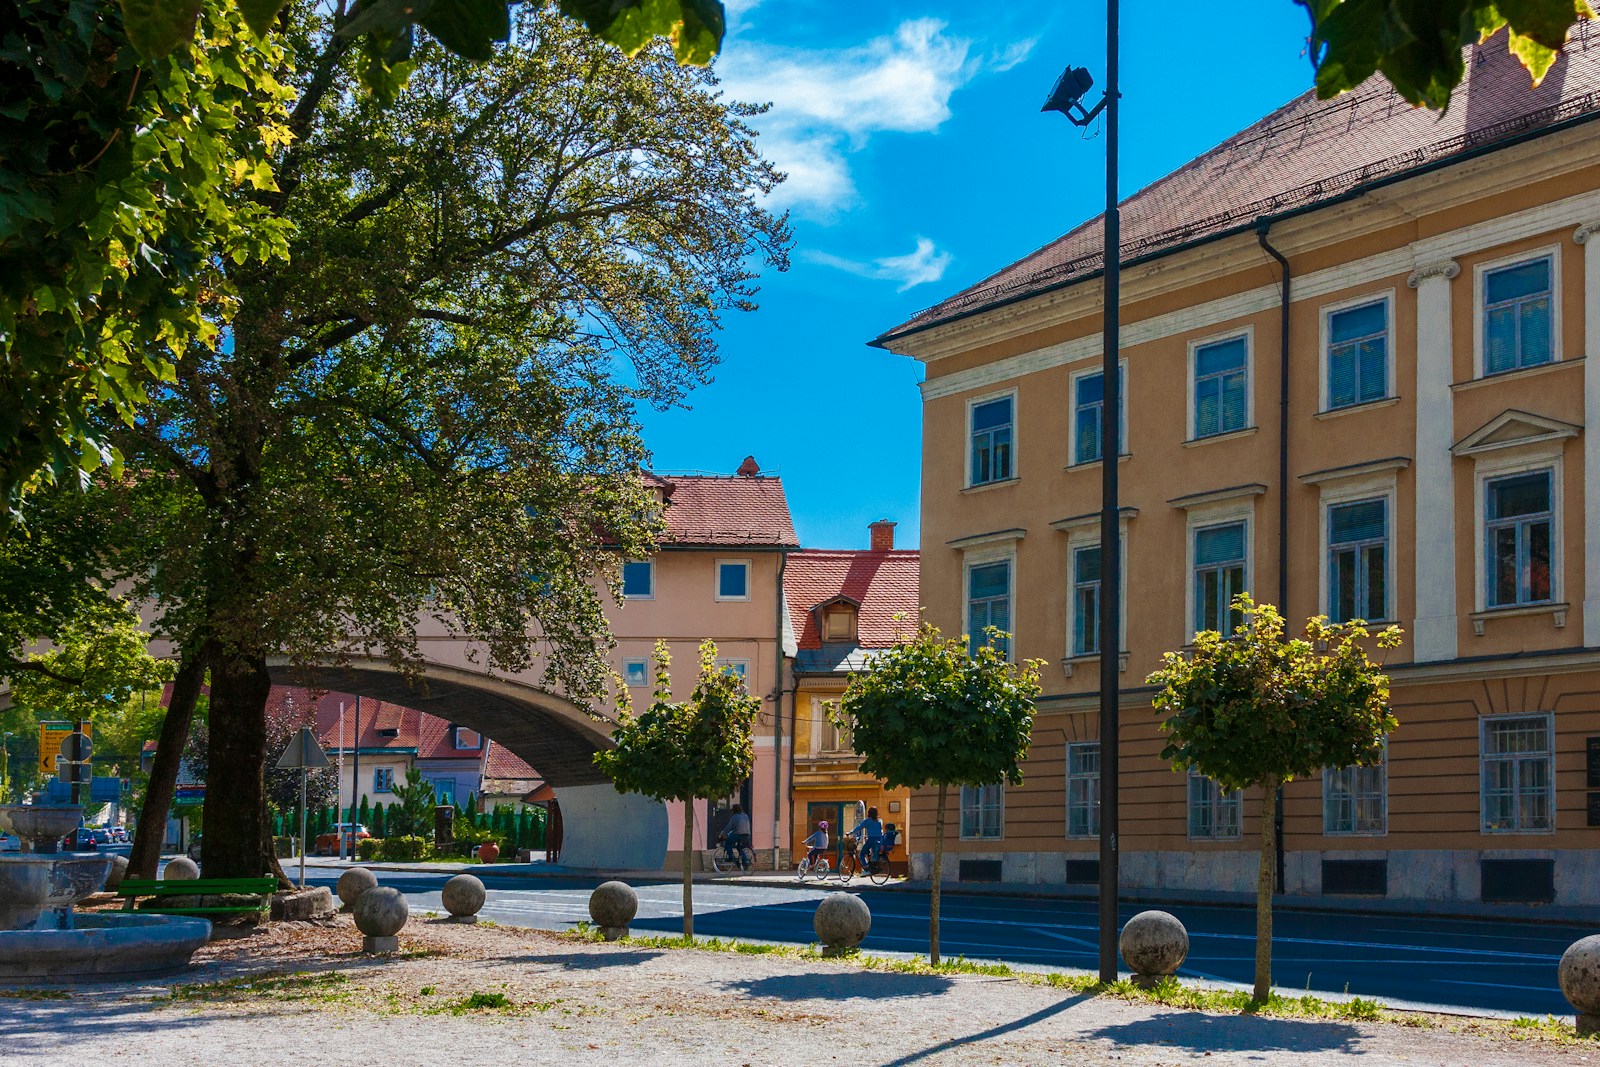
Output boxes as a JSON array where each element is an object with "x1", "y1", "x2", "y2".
[{"x1": 268, "y1": 660, "x2": 666, "y2": 870}]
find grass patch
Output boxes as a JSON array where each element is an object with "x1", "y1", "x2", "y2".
[
  {"x1": 0, "y1": 988, "x2": 71, "y2": 1000},
  {"x1": 160, "y1": 970, "x2": 351, "y2": 1005},
  {"x1": 433, "y1": 991, "x2": 561, "y2": 1016}
]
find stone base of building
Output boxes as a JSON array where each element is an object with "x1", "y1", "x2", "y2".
[{"x1": 909, "y1": 848, "x2": 1600, "y2": 908}]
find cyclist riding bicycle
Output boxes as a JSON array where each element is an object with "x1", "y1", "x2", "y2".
[
  {"x1": 717, "y1": 803, "x2": 753, "y2": 870},
  {"x1": 801, "y1": 820, "x2": 829, "y2": 870},
  {"x1": 848, "y1": 806, "x2": 884, "y2": 867}
]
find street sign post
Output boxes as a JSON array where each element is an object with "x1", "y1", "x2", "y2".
[
  {"x1": 37, "y1": 721, "x2": 90, "y2": 774},
  {"x1": 276, "y1": 726, "x2": 331, "y2": 888}
]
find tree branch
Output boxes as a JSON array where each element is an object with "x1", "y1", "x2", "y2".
[{"x1": 0, "y1": 658, "x2": 85, "y2": 687}]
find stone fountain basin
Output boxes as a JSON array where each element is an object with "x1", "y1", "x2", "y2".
[
  {"x1": 0, "y1": 805, "x2": 84, "y2": 843},
  {"x1": 0, "y1": 913, "x2": 211, "y2": 981},
  {"x1": 0, "y1": 853, "x2": 113, "y2": 909}
]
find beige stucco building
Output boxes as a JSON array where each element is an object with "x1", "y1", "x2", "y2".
[
  {"x1": 605, "y1": 460, "x2": 799, "y2": 866},
  {"x1": 876, "y1": 32, "x2": 1600, "y2": 908}
]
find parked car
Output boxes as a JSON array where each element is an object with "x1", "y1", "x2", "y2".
[
  {"x1": 109, "y1": 826, "x2": 129, "y2": 844},
  {"x1": 88, "y1": 828, "x2": 115, "y2": 847},
  {"x1": 0, "y1": 831, "x2": 19, "y2": 853},
  {"x1": 60, "y1": 827, "x2": 98, "y2": 851},
  {"x1": 313, "y1": 823, "x2": 370, "y2": 857}
]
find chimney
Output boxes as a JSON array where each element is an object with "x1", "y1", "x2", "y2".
[
  {"x1": 869, "y1": 520, "x2": 896, "y2": 552},
  {"x1": 736, "y1": 455, "x2": 761, "y2": 477}
]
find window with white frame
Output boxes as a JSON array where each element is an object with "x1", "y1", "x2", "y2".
[
  {"x1": 622, "y1": 658, "x2": 649, "y2": 687},
  {"x1": 1325, "y1": 299, "x2": 1389, "y2": 409},
  {"x1": 1481, "y1": 714, "x2": 1554, "y2": 832},
  {"x1": 1071, "y1": 545, "x2": 1101, "y2": 656},
  {"x1": 716, "y1": 658, "x2": 749, "y2": 681},
  {"x1": 969, "y1": 395, "x2": 1014, "y2": 486},
  {"x1": 1483, "y1": 256, "x2": 1554, "y2": 375},
  {"x1": 1484, "y1": 470, "x2": 1554, "y2": 608},
  {"x1": 1188, "y1": 769, "x2": 1241, "y2": 839},
  {"x1": 1324, "y1": 748, "x2": 1386, "y2": 835},
  {"x1": 621, "y1": 560, "x2": 654, "y2": 599},
  {"x1": 1193, "y1": 521, "x2": 1247, "y2": 634},
  {"x1": 1328, "y1": 498, "x2": 1388, "y2": 622},
  {"x1": 372, "y1": 767, "x2": 395, "y2": 794},
  {"x1": 967, "y1": 559, "x2": 1011, "y2": 655},
  {"x1": 1192, "y1": 335, "x2": 1248, "y2": 438},
  {"x1": 1071, "y1": 364, "x2": 1125, "y2": 465},
  {"x1": 716, "y1": 559, "x2": 750, "y2": 600},
  {"x1": 960, "y1": 783, "x2": 1004, "y2": 840},
  {"x1": 815, "y1": 697, "x2": 852, "y2": 753},
  {"x1": 1065, "y1": 742, "x2": 1100, "y2": 838}
]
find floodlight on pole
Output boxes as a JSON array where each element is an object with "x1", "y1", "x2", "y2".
[{"x1": 1043, "y1": 0, "x2": 1122, "y2": 986}]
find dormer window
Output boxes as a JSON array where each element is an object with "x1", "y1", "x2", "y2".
[
  {"x1": 452, "y1": 726, "x2": 481, "y2": 751},
  {"x1": 822, "y1": 605, "x2": 857, "y2": 643},
  {"x1": 814, "y1": 597, "x2": 860, "y2": 644}
]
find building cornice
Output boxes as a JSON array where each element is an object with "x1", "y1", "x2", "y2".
[
  {"x1": 1167, "y1": 483, "x2": 1268, "y2": 510},
  {"x1": 1050, "y1": 507, "x2": 1140, "y2": 533},
  {"x1": 946, "y1": 528, "x2": 1027, "y2": 551},
  {"x1": 1298, "y1": 457, "x2": 1412, "y2": 485}
]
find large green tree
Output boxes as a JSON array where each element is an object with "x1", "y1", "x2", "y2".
[
  {"x1": 1301, "y1": 0, "x2": 1594, "y2": 108},
  {"x1": 108, "y1": 5, "x2": 785, "y2": 882},
  {"x1": 1, "y1": 0, "x2": 726, "y2": 519},
  {"x1": 838, "y1": 622, "x2": 1041, "y2": 965},
  {"x1": 1148, "y1": 596, "x2": 1400, "y2": 1001},
  {"x1": 594, "y1": 641, "x2": 759, "y2": 937}
]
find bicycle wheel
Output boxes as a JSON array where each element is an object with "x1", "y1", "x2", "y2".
[
  {"x1": 739, "y1": 847, "x2": 754, "y2": 872},
  {"x1": 709, "y1": 850, "x2": 722, "y2": 873},
  {"x1": 869, "y1": 860, "x2": 891, "y2": 885}
]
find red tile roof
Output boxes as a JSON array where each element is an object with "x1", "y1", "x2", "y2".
[
  {"x1": 254, "y1": 687, "x2": 489, "y2": 761},
  {"x1": 483, "y1": 743, "x2": 538, "y2": 780},
  {"x1": 651, "y1": 468, "x2": 798, "y2": 548},
  {"x1": 880, "y1": 29, "x2": 1600, "y2": 342},
  {"x1": 785, "y1": 549, "x2": 920, "y2": 651}
]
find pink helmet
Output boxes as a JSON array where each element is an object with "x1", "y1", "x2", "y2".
[{"x1": 818, "y1": 820, "x2": 828, "y2": 830}]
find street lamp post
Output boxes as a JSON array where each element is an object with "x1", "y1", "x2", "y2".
[{"x1": 1042, "y1": 0, "x2": 1121, "y2": 984}]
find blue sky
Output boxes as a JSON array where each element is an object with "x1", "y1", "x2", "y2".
[{"x1": 635, "y1": 1, "x2": 1322, "y2": 550}]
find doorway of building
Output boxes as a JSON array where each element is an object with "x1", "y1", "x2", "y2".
[{"x1": 805, "y1": 799, "x2": 865, "y2": 869}]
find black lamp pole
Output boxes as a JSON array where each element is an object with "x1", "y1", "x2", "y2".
[
  {"x1": 1041, "y1": 0, "x2": 1120, "y2": 984},
  {"x1": 1097, "y1": 0, "x2": 1122, "y2": 986}
]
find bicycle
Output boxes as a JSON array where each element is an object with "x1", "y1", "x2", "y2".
[
  {"x1": 860, "y1": 828, "x2": 901, "y2": 885},
  {"x1": 833, "y1": 836, "x2": 860, "y2": 881},
  {"x1": 709, "y1": 832, "x2": 754, "y2": 873},
  {"x1": 796, "y1": 846, "x2": 831, "y2": 881}
]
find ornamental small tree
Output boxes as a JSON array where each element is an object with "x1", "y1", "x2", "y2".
[
  {"x1": 1148, "y1": 595, "x2": 1401, "y2": 1000},
  {"x1": 594, "y1": 640, "x2": 759, "y2": 938},
  {"x1": 838, "y1": 622, "x2": 1041, "y2": 964},
  {"x1": 388, "y1": 767, "x2": 438, "y2": 839}
]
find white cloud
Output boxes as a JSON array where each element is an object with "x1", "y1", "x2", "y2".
[
  {"x1": 719, "y1": 19, "x2": 1003, "y2": 216},
  {"x1": 805, "y1": 237, "x2": 954, "y2": 292}
]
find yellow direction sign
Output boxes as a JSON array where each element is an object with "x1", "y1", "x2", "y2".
[{"x1": 37, "y1": 721, "x2": 90, "y2": 774}]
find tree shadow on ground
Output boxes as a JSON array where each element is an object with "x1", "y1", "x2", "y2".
[
  {"x1": 0, "y1": 994, "x2": 279, "y2": 1053},
  {"x1": 1083, "y1": 1010, "x2": 1365, "y2": 1054},
  {"x1": 505, "y1": 950, "x2": 665, "y2": 971},
  {"x1": 877, "y1": 993, "x2": 1093, "y2": 1065},
  {"x1": 724, "y1": 970, "x2": 954, "y2": 1001}
]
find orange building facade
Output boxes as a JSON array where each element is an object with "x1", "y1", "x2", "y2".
[{"x1": 877, "y1": 34, "x2": 1600, "y2": 908}]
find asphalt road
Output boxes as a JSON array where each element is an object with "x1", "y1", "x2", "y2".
[{"x1": 300, "y1": 868, "x2": 1589, "y2": 1018}]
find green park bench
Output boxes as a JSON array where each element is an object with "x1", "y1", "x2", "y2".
[{"x1": 116, "y1": 877, "x2": 279, "y2": 918}]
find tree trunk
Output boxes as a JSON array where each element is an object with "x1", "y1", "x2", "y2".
[
  {"x1": 682, "y1": 799, "x2": 695, "y2": 939},
  {"x1": 930, "y1": 782, "x2": 947, "y2": 966},
  {"x1": 128, "y1": 641, "x2": 208, "y2": 879},
  {"x1": 202, "y1": 648, "x2": 277, "y2": 880},
  {"x1": 1254, "y1": 777, "x2": 1279, "y2": 1001}
]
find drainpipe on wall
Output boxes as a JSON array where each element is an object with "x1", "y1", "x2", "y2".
[
  {"x1": 772, "y1": 550, "x2": 790, "y2": 869},
  {"x1": 1256, "y1": 218, "x2": 1290, "y2": 898}
]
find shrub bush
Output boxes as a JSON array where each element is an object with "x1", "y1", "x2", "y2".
[
  {"x1": 356, "y1": 838, "x2": 384, "y2": 861},
  {"x1": 378, "y1": 835, "x2": 430, "y2": 862},
  {"x1": 273, "y1": 835, "x2": 299, "y2": 858}
]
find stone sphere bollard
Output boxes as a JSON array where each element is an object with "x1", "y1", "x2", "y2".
[
  {"x1": 353, "y1": 886, "x2": 409, "y2": 954},
  {"x1": 441, "y1": 874, "x2": 487, "y2": 922},
  {"x1": 813, "y1": 892, "x2": 871, "y2": 956},
  {"x1": 1119, "y1": 910, "x2": 1189, "y2": 986},
  {"x1": 163, "y1": 856, "x2": 200, "y2": 880},
  {"x1": 588, "y1": 880, "x2": 638, "y2": 941},
  {"x1": 104, "y1": 853, "x2": 130, "y2": 891},
  {"x1": 1559, "y1": 935, "x2": 1600, "y2": 1035},
  {"x1": 337, "y1": 866, "x2": 378, "y2": 910}
]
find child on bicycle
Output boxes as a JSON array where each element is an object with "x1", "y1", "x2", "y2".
[{"x1": 801, "y1": 820, "x2": 829, "y2": 869}]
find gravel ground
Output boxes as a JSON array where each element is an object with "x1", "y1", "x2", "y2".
[{"x1": 0, "y1": 917, "x2": 1594, "y2": 1066}]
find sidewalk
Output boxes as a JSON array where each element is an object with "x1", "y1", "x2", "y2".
[{"x1": 5, "y1": 913, "x2": 1584, "y2": 1066}]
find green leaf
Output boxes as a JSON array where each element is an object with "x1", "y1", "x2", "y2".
[
  {"x1": 418, "y1": 0, "x2": 512, "y2": 62},
  {"x1": 120, "y1": 0, "x2": 203, "y2": 58},
  {"x1": 235, "y1": 0, "x2": 289, "y2": 37},
  {"x1": 559, "y1": 0, "x2": 725, "y2": 65}
]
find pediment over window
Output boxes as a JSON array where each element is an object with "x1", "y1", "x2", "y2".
[{"x1": 1451, "y1": 410, "x2": 1581, "y2": 457}]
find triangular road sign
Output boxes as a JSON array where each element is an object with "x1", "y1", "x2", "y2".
[{"x1": 275, "y1": 726, "x2": 331, "y2": 769}]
